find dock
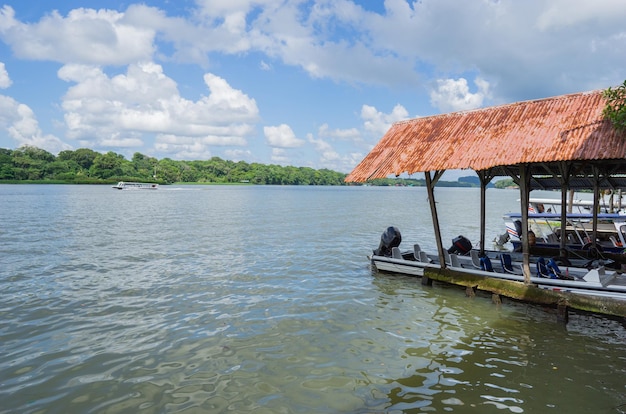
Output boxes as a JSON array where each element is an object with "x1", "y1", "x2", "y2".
[{"x1": 347, "y1": 88, "x2": 626, "y2": 320}]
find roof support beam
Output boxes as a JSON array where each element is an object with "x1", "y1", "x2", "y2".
[
  {"x1": 425, "y1": 170, "x2": 446, "y2": 267},
  {"x1": 519, "y1": 164, "x2": 532, "y2": 284},
  {"x1": 477, "y1": 170, "x2": 495, "y2": 255},
  {"x1": 557, "y1": 162, "x2": 572, "y2": 252},
  {"x1": 592, "y1": 166, "x2": 601, "y2": 251}
]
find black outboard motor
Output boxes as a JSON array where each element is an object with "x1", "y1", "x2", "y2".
[
  {"x1": 448, "y1": 235, "x2": 472, "y2": 255},
  {"x1": 374, "y1": 226, "x2": 402, "y2": 257}
]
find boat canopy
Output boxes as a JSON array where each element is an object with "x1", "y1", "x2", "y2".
[{"x1": 346, "y1": 90, "x2": 626, "y2": 190}]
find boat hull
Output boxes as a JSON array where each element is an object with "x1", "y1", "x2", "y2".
[
  {"x1": 112, "y1": 181, "x2": 159, "y2": 190},
  {"x1": 371, "y1": 249, "x2": 626, "y2": 302}
]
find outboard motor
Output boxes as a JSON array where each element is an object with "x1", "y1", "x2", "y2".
[
  {"x1": 448, "y1": 235, "x2": 472, "y2": 255},
  {"x1": 374, "y1": 226, "x2": 402, "y2": 257},
  {"x1": 514, "y1": 220, "x2": 523, "y2": 239}
]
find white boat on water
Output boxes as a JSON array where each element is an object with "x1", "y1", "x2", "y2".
[
  {"x1": 370, "y1": 227, "x2": 626, "y2": 302},
  {"x1": 501, "y1": 197, "x2": 626, "y2": 254},
  {"x1": 112, "y1": 181, "x2": 159, "y2": 190}
]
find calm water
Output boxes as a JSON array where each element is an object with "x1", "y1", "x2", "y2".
[{"x1": 0, "y1": 184, "x2": 624, "y2": 413}]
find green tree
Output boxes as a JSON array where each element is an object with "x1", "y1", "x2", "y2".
[
  {"x1": 157, "y1": 158, "x2": 181, "y2": 184},
  {"x1": 45, "y1": 160, "x2": 75, "y2": 178},
  {"x1": 0, "y1": 148, "x2": 14, "y2": 179},
  {"x1": 90, "y1": 151, "x2": 126, "y2": 179},
  {"x1": 603, "y1": 80, "x2": 626, "y2": 132},
  {"x1": 494, "y1": 178, "x2": 517, "y2": 189},
  {"x1": 58, "y1": 148, "x2": 99, "y2": 171},
  {"x1": 0, "y1": 145, "x2": 350, "y2": 185},
  {"x1": 132, "y1": 152, "x2": 158, "y2": 179},
  {"x1": 11, "y1": 145, "x2": 54, "y2": 180},
  {"x1": 18, "y1": 145, "x2": 55, "y2": 162}
]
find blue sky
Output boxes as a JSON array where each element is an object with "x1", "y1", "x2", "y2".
[{"x1": 0, "y1": 1, "x2": 625, "y2": 176}]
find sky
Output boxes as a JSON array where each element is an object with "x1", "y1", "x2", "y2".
[{"x1": 0, "y1": 0, "x2": 625, "y2": 178}]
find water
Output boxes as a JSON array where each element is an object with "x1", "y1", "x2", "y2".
[{"x1": 0, "y1": 184, "x2": 624, "y2": 413}]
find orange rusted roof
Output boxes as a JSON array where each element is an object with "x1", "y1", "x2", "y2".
[{"x1": 346, "y1": 90, "x2": 626, "y2": 185}]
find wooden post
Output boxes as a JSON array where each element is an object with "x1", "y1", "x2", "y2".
[
  {"x1": 557, "y1": 303, "x2": 569, "y2": 324},
  {"x1": 492, "y1": 293, "x2": 502, "y2": 305},
  {"x1": 425, "y1": 170, "x2": 446, "y2": 268},
  {"x1": 466, "y1": 285, "x2": 476, "y2": 297},
  {"x1": 519, "y1": 164, "x2": 531, "y2": 284},
  {"x1": 592, "y1": 167, "x2": 600, "y2": 251},
  {"x1": 560, "y1": 185, "x2": 568, "y2": 249},
  {"x1": 477, "y1": 170, "x2": 494, "y2": 255},
  {"x1": 480, "y1": 175, "x2": 486, "y2": 255},
  {"x1": 558, "y1": 162, "x2": 571, "y2": 252},
  {"x1": 478, "y1": 171, "x2": 487, "y2": 255},
  {"x1": 568, "y1": 189, "x2": 574, "y2": 213}
]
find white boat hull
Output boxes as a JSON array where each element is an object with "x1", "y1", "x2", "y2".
[
  {"x1": 371, "y1": 250, "x2": 626, "y2": 302},
  {"x1": 112, "y1": 181, "x2": 159, "y2": 190}
]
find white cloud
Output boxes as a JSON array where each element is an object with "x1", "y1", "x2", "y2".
[
  {"x1": 271, "y1": 147, "x2": 289, "y2": 163},
  {"x1": 264, "y1": 124, "x2": 305, "y2": 148},
  {"x1": 154, "y1": 134, "x2": 213, "y2": 160},
  {"x1": 308, "y1": 133, "x2": 340, "y2": 163},
  {"x1": 298, "y1": 103, "x2": 410, "y2": 171},
  {"x1": 2, "y1": 1, "x2": 624, "y2": 102},
  {"x1": 0, "y1": 62, "x2": 11, "y2": 88},
  {"x1": 430, "y1": 77, "x2": 491, "y2": 113},
  {"x1": 536, "y1": 0, "x2": 626, "y2": 30},
  {"x1": 58, "y1": 62, "x2": 259, "y2": 157},
  {"x1": 155, "y1": 1, "x2": 626, "y2": 99},
  {"x1": 0, "y1": 95, "x2": 69, "y2": 153},
  {"x1": 318, "y1": 123, "x2": 360, "y2": 141},
  {"x1": 0, "y1": 0, "x2": 625, "y2": 170},
  {"x1": 224, "y1": 148, "x2": 252, "y2": 161},
  {"x1": 363, "y1": 1, "x2": 626, "y2": 99},
  {"x1": 0, "y1": 5, "x2": 155, "y2": 65},
  {"x1": 100, "y1": 135, "x2": 143, "y2": 148},
  {"x1": 361, "y1": 103, "x2": 409, "y2": 138},
  {"x1": 0, "y1": 63, "x2": 66, "y2": 152},
  {"x1": 307, "y1": 132, "x2": 367, "y2": 173}
]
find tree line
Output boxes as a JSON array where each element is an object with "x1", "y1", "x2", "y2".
[{"x1": 0, "y1": 145, "x2": 348, "y2": 185}]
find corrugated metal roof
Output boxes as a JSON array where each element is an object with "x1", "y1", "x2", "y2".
[{"x1": 346, "y1": 90, "x2": 626, "y2": 186}]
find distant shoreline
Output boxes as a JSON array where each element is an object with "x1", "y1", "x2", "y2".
[{"x1": 0, "y1": 179, "x2": 513, "y2": 188}]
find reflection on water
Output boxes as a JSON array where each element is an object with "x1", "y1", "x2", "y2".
[
  {"x1": 370, "y1": 277, "x2": 626, "y2": 413},
  {"x1": 0, "y1": 185, "x2": 625, "y2": 413}
]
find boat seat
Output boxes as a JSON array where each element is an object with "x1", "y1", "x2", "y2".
[
  {"x1": 413, "y1": 244, "x2": 421, "y2": 260},
  {"x1": 392, "y1": 247, "x2": 403, "y2": 259},
  {"x1": 418, "y1": 250, "x2": 431, "y2": 263},
  {"x1": 479, "y1": 255, "x2": 494, "y2": 272},
  {"x1": 546, "y1": 233, "x2": 559, "y2": 243},
  {"x1": 443, "y1": 250, "x2": 452, "y2": 265},
  {"x1": 536, "y1": 257, "x2": 555, "y2": 278},
  {"x1": 470, "y1": 249, "x2": 493, "y2": 271},
  {"x1": 450, "y1": 253, "x2": 461, "y2": 268},
  {"x1": 500, "y1": 253, "x2": 516, "y2": 274},
  {"x1": 470, "y1": 250, "x2": 482, "y2": 269}
]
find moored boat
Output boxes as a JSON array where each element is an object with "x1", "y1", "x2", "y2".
[
  {"x1": 112, "y1": 181, "x2": 159, "y2": 190},
  {"x1": 370, "y1": 227, "x2": 626, "y2": 302},
  {"x1": 501, "y1": 197, "x2": 626, "y2": 254}
]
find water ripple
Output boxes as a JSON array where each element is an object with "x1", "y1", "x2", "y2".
[{"x1": 1, "y1": 186, "x2": 625, "y2": 413}]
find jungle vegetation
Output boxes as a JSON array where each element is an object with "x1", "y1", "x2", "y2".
[
  {"x1": 0, "y1": 145, "x2": 499, "y2": 187},
  {"x1": 0, "y1": 146, "x2": 347, "y2": 185}
]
